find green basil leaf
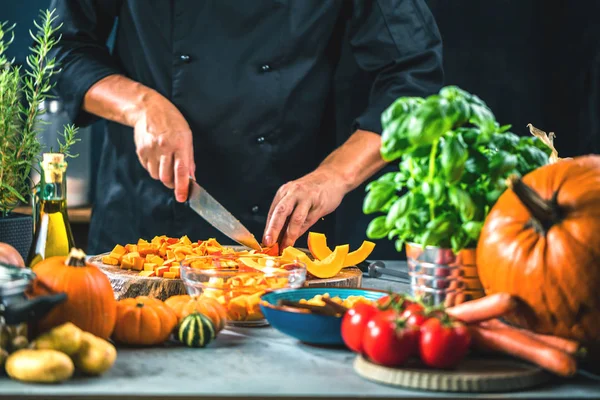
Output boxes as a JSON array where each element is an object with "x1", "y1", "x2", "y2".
[
  {"x1": 381, "y1": 97, "x2": 425, "y2": 129},
  {"x1": 498, "y1": 124, "x2": 512, "y2": 133},
  {"x1": 395, "y1": 238, "x2": 405, "y2": 253},
  {"x1": 406, "y1": 97, "x2": 452, "y2": 146},
  {"x1": 363, "y1": 182, "x2": 396, "y2": 214},
  {"x1": 441, "y1": 134, "x2": 468, "y2": 183},
  {"x1": 490, "y1": 132, "x2": 520, "y2": 151},
  {"x1": 421, "y1": 181, "x2": 432, "y2": 198},
  {"x1": 432, "y1": 179, "x2": 445, "y2": 205},
  {"x1": 469, "y1": 103, "x2": 496, "y2": 134},
  {"x1": 465, "y1": 150, "x2": 489, "y2": 176},
  {"x1": 489, "y1": 150, "x2": 518, "y2": 179},
  {"x1": 518, "y1": 146, "x2": 550, "y2": 170},
  {"x1": 366, "y1": 216, "x2": 391, "y2": 240},
  {"x1": 385, "y1": 192, "x2": 413, "y2": 228},
  {"x1": 387, "y1": 228, "x2": 401, "y2": 240},
  {"x1": 448, "y1": 186, "x2": 476, "y2": 222},
  {"x1": 462, "y1": 221, "x2": 483, "y2": 240},
  {"x1": 457, "y1": 127, "x2": 480, "y2": 146}
]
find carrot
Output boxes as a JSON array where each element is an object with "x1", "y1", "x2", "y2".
[
  {"x1": 470, "y1": 325, "x2": 578, "y2": 377},
  {"x1": 481, "y1": 319, "x2": 585, "y2": 357},
  {"x1": 446, "y1": 293, "x2": 518, "y2": 323}
]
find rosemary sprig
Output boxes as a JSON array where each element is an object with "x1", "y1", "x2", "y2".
[{"x1": 0, "y1": 9, "x2": 79, "y2": 217}]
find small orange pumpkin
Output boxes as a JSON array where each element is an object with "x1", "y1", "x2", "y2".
[
  {"x1": 165, "y1": 295, "x2": 227, "y2": 332},
  {"x1": 112, "y1": 296, "x2": 177, "y2": 346},
  {"x1": 28, "y1": 248, "x2": 117, "y2": 339},
  {"x1": 477, "y1": 155, "x2": 600, "y2": 345}
]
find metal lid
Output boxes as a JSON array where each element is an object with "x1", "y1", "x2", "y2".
[{"x1": 0, "y1": 263, "x2": 35, "y2": 298}]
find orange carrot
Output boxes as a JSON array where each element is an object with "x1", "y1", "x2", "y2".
[
  {"x1": 446, "y1": 293, "x2": 518, "y2": 323},
  {"x1": 481, "y1": 319, "x2": 585, "y2": 357},
  {"x1": 470, "y1": 325, "x2": 578, "y2": 377}
]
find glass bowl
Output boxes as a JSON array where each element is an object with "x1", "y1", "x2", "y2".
[{"x1": 180, "y1": 254, "x2": 306, "y2": 327}]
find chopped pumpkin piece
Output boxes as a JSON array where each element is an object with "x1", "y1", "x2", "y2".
[
  {"x1": 121, "y1": 258, "x2": 134, "y2": 270},
  {"x1": 144, "y1": 263, "x2": 157, "y2": 272},
  {"x1": 139, "y1": 270, "x2": 156, "y2": 277},
  {"x1": 101, "y1": 255, "x2": 119, "y2": 266},
  {"x1": 131, "y1": 257, "x2": 145, "y2": 271},
  {"x1": 163, "y1": 271, "x2": 177, "y2": 279},
  {"x1": 111, "y1": 244, "x2": 127, "y2": 256}
]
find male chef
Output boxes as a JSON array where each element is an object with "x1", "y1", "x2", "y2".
[{"x1": 49, "y1": 0, "x2": 443, "y2": 253}]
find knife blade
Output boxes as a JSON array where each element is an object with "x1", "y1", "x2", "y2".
[{"x1": 187, "y1": 179, "x2": 262, "y2": 251}]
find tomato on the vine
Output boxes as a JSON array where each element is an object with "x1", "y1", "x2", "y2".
[
  {"x1": 341, "y1": 303, "x2": 379, "y2": 353},
  {"x1": 419, "y1": 315, "x2": 471, "y2": 369},
  {"x1": 362, "y1": 310, "x2": 419, "y2": 367},
  {"x1": 401, "y1": 303, "x2": 427, "y2": 329}
]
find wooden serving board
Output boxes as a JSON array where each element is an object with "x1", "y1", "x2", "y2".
[
  {"x1": 88, "y1": 254, "x2": 362, "y2": 301},
  {"x1": 354, "y1": 355, "x2": 549, "y2": 393}
]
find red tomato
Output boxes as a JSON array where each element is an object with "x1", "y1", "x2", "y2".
[
  {"x1": 419, "y1": 316, "x2": 471, "y2": 369},
  {"x1": 341, "y1": 303, "x2": 379, "y2": 353},
  {"x1": 401, "y1": 303, "x2": 427, "y2": 328},
  {"x1": 362, "y1": 310, "x2": 418, "y2": 367}
]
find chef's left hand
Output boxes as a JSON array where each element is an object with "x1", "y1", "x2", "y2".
[{"x1": 263, "y1": 167, "x2": 348, "y2": 249}]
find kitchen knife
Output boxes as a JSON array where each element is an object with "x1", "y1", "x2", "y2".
[{"x1": 187, "y1": 179, "x2": 262, "y2": 251}]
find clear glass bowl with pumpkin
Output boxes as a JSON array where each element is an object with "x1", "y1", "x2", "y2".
[{"x1": 180, "y1": 254, "x2": 307, "y2": 327}]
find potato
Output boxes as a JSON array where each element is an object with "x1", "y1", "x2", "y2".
[
  {"x1": 33, "y1": 322, "x2": 83, "y2": 356},
  {"x1": 5, "y1": 349, "x2": 74, "y2": 383},
  {"x1": 72, "y1": 332, "x2": 116, "y2": 376}
]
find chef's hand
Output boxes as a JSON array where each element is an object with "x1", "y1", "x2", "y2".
[
  {"x1": 133, "y1": 97, "x2": 195, "y2": 202},
  {"x1": 263, "y1": 168, "x2": 347, "y2": 249},
  {"x1": 82, "y1": 74, "x2": 196, "y2": 203}
]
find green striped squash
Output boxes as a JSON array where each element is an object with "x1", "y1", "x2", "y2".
[{"x1": 178, "y1": 312, "x2": 216, "y2": 348}]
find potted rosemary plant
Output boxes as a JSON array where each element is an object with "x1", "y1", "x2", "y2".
[
  {"x1": 0, "y1": 10, "x2": 79, "y2": 261},
  {"x1": 363, "y1": 86, "x2": 553, "y2": 304}
]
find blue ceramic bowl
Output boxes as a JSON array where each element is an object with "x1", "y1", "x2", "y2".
[{"x1": 260, "y1": 287, "x2": 388, "y2": 346}]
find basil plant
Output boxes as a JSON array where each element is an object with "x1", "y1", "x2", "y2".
[{"x1": 363, "y1": 86, "x2": 552, "y2": 253}]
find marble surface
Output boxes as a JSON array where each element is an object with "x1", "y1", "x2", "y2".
[{"x1": 1, "y1": 261, "x2": 599, "y2": 399}]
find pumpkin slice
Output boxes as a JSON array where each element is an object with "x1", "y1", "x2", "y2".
[
  {"x1": 307, "y1": 245, "x2": 349, "y2": 278},
  {"x1": 307, "y1": 232, "x2": 331, "y2": 260},
  {"x1": 342, "y1": 241, "x2": 376, "y2": 267},
  {"x1": 283, "y1": 245, "x2": 349, "y2": 279},
  {"x1": 307, "y1": 232, "x2": 375, "y2": 267}
]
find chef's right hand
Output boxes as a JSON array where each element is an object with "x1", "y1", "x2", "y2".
[{"x1": 133, "y1": 96, "x2": 195, "y2": 202}]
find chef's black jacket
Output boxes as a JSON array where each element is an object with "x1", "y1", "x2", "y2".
[{"x1": 49, "y1": 0, "x2": 443, "y2": 254}]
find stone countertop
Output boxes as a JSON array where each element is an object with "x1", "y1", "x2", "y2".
[{"x1": 1, "y1": 261, "x2": 599, "y2": 400}]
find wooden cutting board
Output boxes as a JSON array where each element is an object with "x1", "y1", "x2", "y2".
[
  {"x1": 354, "y1": 355, "x2": 550, "y2": 392},
  {"x1": 88, "y1": 254, "x2": 362, "y2": 301}
]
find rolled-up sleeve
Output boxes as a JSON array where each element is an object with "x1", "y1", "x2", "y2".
[
  {"x1": 349, "y1": 0, "x2": 444, "y2": 134},
  {"x1": 49, "y1": 0, "x2": 122, "y2": 127}
]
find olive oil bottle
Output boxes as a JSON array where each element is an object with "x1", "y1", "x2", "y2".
[{"x1": 27, "y1": 153, "x2": 75, "y2": 268}]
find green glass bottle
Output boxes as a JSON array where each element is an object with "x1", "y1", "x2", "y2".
[{"x1": 27, "y1": 153, "x2": 75, "y2": 268}]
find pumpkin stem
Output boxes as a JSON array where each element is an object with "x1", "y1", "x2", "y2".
[
  {"x1": 65, "y1": 248, "x2": 87, "y2": 267},
  {"x1": 507, "y1": 175, "x2": 563, "y2": 233}
]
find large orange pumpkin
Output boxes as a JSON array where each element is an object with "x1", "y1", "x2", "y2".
[
  {"x1": 477, "y1": 155, "x2": 600, "y2": 346},
  {"x1": 164, "y1": 295, "x2": 227, "y2": 332},
  {"x1": 28, "y1": 248, "x2": 117, "y2": 339},
  {"x1": 112, "y1": 296, "x2": 177, "y2": 346}
]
